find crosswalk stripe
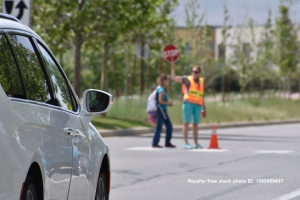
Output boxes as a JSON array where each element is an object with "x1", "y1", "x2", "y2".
[
  {"x1": 190, "y1": 149, "x2": 229, "y2": 152},
  {"x1": 271, "y1": 188, "x2": 300, "y2": 200},
  {"x1": 255, "y1": 150, "x2": 294, "y2": 154},
  {"x1": 125, "y1": 147, "x2": 230, "y2": 152},
  {"x1": 126, "y1": 147, "x2": 164, "y2": 151}
]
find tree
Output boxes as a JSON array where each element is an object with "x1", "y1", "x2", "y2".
[
  {"x1": 176, "y1": 0, "x2": 220, "y2": 88},
  {"x1": 273, "y1": 1, "x2": 298, "y2": 98},
  {"x1": 118, "y1": 0, "x2": 178, "y2": 95},
  {"x1": 255, "y1": 10, "x2": 275, "y2": 97},
  {"x1": 220, "y1": 3, "x2": 231, "y2": 101},
  {"x1": 32, "y1": 0, "x2": 176, "y2": 97},
  {"x1": 32, "y1": 0, "x2": 112, "y2": 96}
]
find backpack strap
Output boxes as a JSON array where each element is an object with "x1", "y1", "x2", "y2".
[{"x1": 156, "y1": 86, "x2": 163, "y2": 105}]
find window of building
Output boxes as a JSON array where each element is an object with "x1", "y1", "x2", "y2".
[
  {"x1": 218, "y1": 44, "x2": 226, "y2": 60},
  {"x1": 184, "y1": 42, "x2": 192, "y2": 56},
  {"x1": 257, "y1": 45, "x2": 262, "y2": 57},
  {"x1": 243, "y1": 43, "x2": 250, "y2": 60},
  {"x1": 207, "y1": 41, "x2": 215, "y2": 52},
  {"x1": 232, "y1": 45, "x2": 238, "y2": 60}
]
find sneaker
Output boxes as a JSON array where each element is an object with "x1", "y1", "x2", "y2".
[
  {"x1": 194, "y1": 144, "x2": 203, "y2": 149},
  {"x1": 184, "y1": 143, "x2": 192, "y2": 149},
  {"x1": 152, "y1": 144, "x2": 163, "y2": 148},
  {"x1": 165, "y1": 143, "x2": 176, "y2": 148}
]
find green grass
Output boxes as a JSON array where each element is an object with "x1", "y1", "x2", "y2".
[
  {"x1": 92, "y1": 117, "x2": 153, "y2": 130},
  {"x1": 93, "y1": 97, "x2": 300, "y2": 130}
]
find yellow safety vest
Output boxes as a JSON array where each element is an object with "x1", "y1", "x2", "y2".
[{"x1": 181, "y1": 76, "x2": 204, "y2": 105}]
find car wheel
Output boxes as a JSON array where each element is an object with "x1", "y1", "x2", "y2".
[
  {"x1": 95, "y1": 170, "x2": 108, "y2": 200},
  {"x1": 22, "y1": 176, "x2": 38, "y2": 200}
]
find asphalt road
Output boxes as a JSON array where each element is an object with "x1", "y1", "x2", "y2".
[{"x1": 104, "y1": 124, "x2": 300, "y2": 200}]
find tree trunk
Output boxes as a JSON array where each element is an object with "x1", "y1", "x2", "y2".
[
  {"x1": 226, "y1": 72, "x2": 231, "y2": 102},
  {"x1": 131, "y1": 55, "x2": 137, "y2": 95},
  {"x1": 273, "y1": 79, "x2": 277, "y2": 97},
  {"x1": 124, "y1": 43, "x2": 130, "y2": 97},
  {"x1": 212, "y1": 78, "x2": 216, "y2": 102},
  {"x1": 113, "y1": 53, "x2": 118, "y2": 97},
  {"x1": 146, "y1": 58, "x2": 152, "y2": 91},
  {"x1": 249, "y1": 79, "x2": 253, "y2": 99},
  {"x1": 280, "y1": 81, "x2": 284, "y2": 98},
  {"x1": 159, "y1": 57, "x2": 163, "y2": 74},
  {"x1": 287, "y1": 72, "x2": 291, "y2": 100},
  {"x1": 298, "y1": 75, "x2": 300, "y2": 101},
  {"x1": 101, "y1": 41, "x2": 109, "y2": 91},
  {"x1": 259, "y1": 78, "x2": 263, "y2": 98},
  {"x1": 221, "y1": 72, "x2": 225, "y2": 102},
  {"x1": 140, "y1": 42, "x2": 145, "y2": 95},
  {"x1": 73, "y1": 31, "x2": 83, "y2": 97}
]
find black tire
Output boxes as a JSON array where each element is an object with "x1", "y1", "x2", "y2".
[
  {"x1": 95, "y1": 170, "x2": 108, "y2": 200},
  {"x1": 22, "y1": 176, "x2": 38, "y2": 200}
]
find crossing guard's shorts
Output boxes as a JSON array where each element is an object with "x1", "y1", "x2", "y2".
[{"x1": 182, "y1": 101, "x2": 202, "y2": 124}]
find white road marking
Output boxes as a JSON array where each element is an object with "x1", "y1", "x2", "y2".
[
  {"x1": 190, "y1": 149, "x2": 229, "y2": 152},
  {"x1": 125, "y1": 147, "x2": 230, "y2": 152},
  {"x1": 271, "y1": 188, "x2": 300, "y2": 200},
  {"x1": 255, "y1": 150, "x2": 294, "y2": 154},
  {"x1": 125, "y1": 147, "x2": 164, "y2": 151}
]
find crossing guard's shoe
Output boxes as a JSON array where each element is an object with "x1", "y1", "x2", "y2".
[
  {"x1": 194, "y1": 143, "x2": 203, "y2": 149},
  {"x1": 184, "y1": 143, "x2": 193, "y2": 149}
]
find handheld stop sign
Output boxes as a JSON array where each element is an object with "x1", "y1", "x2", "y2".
[{"x1": 162, "y1": 44, "x2": 180, "y2": 62}]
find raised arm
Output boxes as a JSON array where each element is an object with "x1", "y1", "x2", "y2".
[{"x1": 171, "y1": 62, "x2": 183, "y2": 83}]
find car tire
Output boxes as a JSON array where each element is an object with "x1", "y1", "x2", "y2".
[
  {"x1": 95, "y1": 170, "x2": 108, "y2": 200},
  {"x1": 22, "y1": 176, "x2": 38, "y2": 200}
]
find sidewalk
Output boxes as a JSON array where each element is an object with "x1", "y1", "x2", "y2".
[{"x1": 98, "y1": 118, "x2": 300, "y2": 137}]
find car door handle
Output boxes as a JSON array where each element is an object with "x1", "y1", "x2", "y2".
[{"x1": 64, "y1": 128, "x2": 79, "y2": 137}]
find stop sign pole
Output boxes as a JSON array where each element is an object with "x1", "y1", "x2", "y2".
[{"x1": 162, "y1": 44, "x2": 180, "y2": 63}]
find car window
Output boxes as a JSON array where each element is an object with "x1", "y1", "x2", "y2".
[
  {"x1": 7, "y1": 34, "x2": 51, "y2": 102},
  {"x1": 37, "y1": 42, "x2": 77, "y2": 111},
  {"x1": 0, "y1": 34, "x2": 25, "y2": 98}
]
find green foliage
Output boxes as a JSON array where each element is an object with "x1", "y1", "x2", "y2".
[
  {"x1": 31, "y1": 0, "x2": 178, "y2": 96},
  {"x1": 226, "y1": 2, "x2": 299, "y2": 98},
  {"x1": 175, "y1": 0, "x2": 221, "y2": 90},
  {"x1": 274, "y1": 4, "x2": 298, "y2": 75},
  {"x1": 29, "y1": 0, "x2": 300, "y2": 103},
  {"x1": 92, "y1": 116, "x2": 153, "y2": 130}
]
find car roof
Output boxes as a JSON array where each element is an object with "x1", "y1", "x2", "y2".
[
  {"x1": 0, "y1": 14, "x2": 42, "y2": 38},
  {"x1": 0, "y1": 13, "x2": 48, "y2": 47}
]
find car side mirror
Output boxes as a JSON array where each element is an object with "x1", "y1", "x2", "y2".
[
  {"x1": 81, "y1": 89, "x2": 113, "y2": 115},
  {"x1": 80, "y1": 89, "x2": 113, "y2": 129}
]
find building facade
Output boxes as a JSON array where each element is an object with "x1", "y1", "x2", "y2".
[{"x1": 175, "y1": 26, "x2": 218, "y2": 59}]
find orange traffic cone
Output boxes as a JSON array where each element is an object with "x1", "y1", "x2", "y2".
[{"x1": 209, "y1": 125, "x2": 220, "y2": 149}]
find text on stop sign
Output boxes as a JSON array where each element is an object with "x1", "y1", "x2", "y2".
[{"x1": 163, "y1": 49, "x2": 179, "y2": 59}]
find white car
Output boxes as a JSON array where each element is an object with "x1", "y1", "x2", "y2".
[{"x1": 0, "y1": 14, "x2": 111, "y2": 200}]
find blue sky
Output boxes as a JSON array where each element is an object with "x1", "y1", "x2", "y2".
[{"x1": 171, "y1": 0, "x2": 300, "y2": 27}]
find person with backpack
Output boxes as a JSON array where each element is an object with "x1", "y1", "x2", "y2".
[
  {"x1": 171, "y1": 62, "x2": 206, "y2": 149},
  {"x1": 152, "y1": 74, "x2": 176, "y2": 148},
  {"x1": 147, "y1": 85, "x2": 160, "y2": 124}
]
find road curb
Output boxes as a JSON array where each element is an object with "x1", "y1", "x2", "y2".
[{"x1": 98, "y1": 119, "x2": 300, "y2": 137}]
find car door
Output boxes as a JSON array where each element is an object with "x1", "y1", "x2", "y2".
[
  {"x1": 35, "y1": 41, "x2": 93, "y2": 200},
  {"x1": 0, "y1": 31, "x2": 41, "y2": 200},
  {"x1": 6, "y1": 32, "x2": 74, "y2": 200}
]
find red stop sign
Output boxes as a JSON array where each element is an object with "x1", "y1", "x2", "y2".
[{"x1": 162, "y1": 44, "x2": 180, "y2": 62}]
